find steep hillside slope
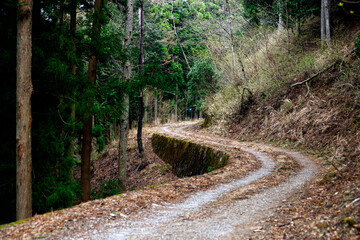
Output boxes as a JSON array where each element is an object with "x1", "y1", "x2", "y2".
[{"x1": 204, "y1": 20, "x2": 360, "y2": 238}]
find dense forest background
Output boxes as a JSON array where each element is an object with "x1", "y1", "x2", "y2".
[{"x1": 1, "y1": 0, "x2": 359, "y2": 224}]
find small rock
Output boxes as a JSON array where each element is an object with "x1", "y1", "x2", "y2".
[{"x1": 119, "y1": 213, "x2": 128, "y2": 218}]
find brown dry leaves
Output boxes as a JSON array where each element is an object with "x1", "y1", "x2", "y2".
[{"x1": 0, "y1": 124, "x2": 260, "y2": 239}]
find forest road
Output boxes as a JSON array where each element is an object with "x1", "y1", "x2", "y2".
[{"x1": 82, "y1": 121, "x2": 318, "y2": 240}]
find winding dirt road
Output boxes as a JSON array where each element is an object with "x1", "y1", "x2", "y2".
[{"x1": 78, "y1": 122, "x2": 318, "y2": 239}]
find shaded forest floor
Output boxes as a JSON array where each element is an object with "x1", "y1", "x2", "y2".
[
  {"x1": 0, "y1": 120, "x2": 359, "y2": 238},
  {"x1": 0, "y1": 122, "x2": 318, "y2": 239},
  {"x1": 73, "y1": 129, "x2": 179, "y2": 196},
  {"x1": 0, "y1": 124, "x2": 261, "y2": 239}
]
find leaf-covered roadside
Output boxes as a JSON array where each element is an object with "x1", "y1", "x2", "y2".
[{"x1": 0, "y1": 125, "x2": 261, "y2": 239}]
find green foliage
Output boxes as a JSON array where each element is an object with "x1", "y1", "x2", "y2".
[
  {"x1": 207, "y1": 166, "x2": 215, "y2": 172},
  {"x1": 44, "y1": 181, "x2": 79, "y2": 211},
  {"x1": 242, "y1": 0, "x2": 319, "y2": 27},
  {"x1": 93, "y1": 124, "x2": 105, "y2": 152},
  {"x1": 91, "y1": 179, "x2": 122, "y2": 199},
  {"x1": 187, "y1": 59, "x2": 216, "y2": 95},
  {"x1": 32, "y1": 109, "x2": 79, "y2": 214}
]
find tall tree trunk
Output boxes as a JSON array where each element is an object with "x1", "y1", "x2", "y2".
[
  {"x1": 158, "y1": 91, "x2": 162, "y2": 124},
  {"x1": 16, "y1": 0, "x2": 33, "y2": 220},
  {"x1": 154, "y1": 91, "x2": 158, "y2": 125},
  {"x1": 69, "y1": 0, "x2": 77, "y2": 158},
  {"x1": 144, "y1": 93, "x2": 148, "y2": 123},
  {"x1": 119, "y1": 0, "x2": 134, "y2": 192},
  {"x1": 175, "y1": 83, "x2": 178, "y2": 122},
  {"x1": 278, "y1": 0, "x2": 284, "y2": 31},
  {"x1": 137, "y1": 3, "x2": 145, "y2": 155},
  {"x1": 119, "y1": 94, "x2": 129, "y2": 192},
  {"x1": 59, "y1": 0, "x2": 64, "y2": 49},
  {"x1": 138, "y1": 5, "x2": 144, "y2": 67},
  {"x1": 81, "y1": 0, "x2": 103, "y2": 202},
  {"x1": 184, "y1": 91, "x2": 188, "y2": 120},
  {"x1": 149, "y1": 94, "x2": 153, "y2": 123},
  {"x1": 70, "y1": 0, "x2": 77, "y2": 76},
  {"x1": 59, "y1": 0, "x2": 65, "y2": 38},
  {"x1": 137, "y1": 91, "x2": 145, "y2": 155},
  {"x1": 324, "y1": 0, "x2": 331, "y2": 46},
  {"x1": 295, "y1": 1, "x2": 300, "y2": 36},
  {"x1": 81, "y1": 92, "x2": 93, "y2": 202},
  {"x1": 321, "y1": 0, "x2": 325, "y2": 43}
]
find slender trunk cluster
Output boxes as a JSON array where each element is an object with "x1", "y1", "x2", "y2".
[{"x1": 16, "y1": 0, "x2": 33, "y2": 220}]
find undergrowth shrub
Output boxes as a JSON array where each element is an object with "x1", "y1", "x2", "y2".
[
  {"x1": 93, "y1": 124, "x2": 105, "y2": 152},
  {"x1": 91, "y1": 178, "x2": 122, "y2": 199},
  {"x1": 204, "y1": 84, "x2": 241, "y2": 133},
  {"x1": 204, "y1": 23, "x2": 355, "y2": 130},
  {"x1": 45, "y1": 181, "x2": 79, "y2": 211}
]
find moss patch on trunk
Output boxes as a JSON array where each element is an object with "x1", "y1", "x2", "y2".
[{"x1": 152, "y1": 134, "x2": 229, "y2": 177}]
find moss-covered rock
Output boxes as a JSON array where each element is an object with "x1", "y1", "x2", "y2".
[{"x1": 151, "y1": 134, "x2": 229, "y2": 177}]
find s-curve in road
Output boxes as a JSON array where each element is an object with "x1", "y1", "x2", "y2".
[{"x1": 63, "y1": 122, "x2": 318, "y2": 240}]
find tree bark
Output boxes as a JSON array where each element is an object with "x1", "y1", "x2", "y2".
[
  {"x1": 119, "y1": 0, "x2": 134, "y2": 192},
  {"x1": 324, "y1": 0, "x2": 331, "y2": 46},
  {"x1": 321, "y1": 0, "x2": 325, "y2": 43},
  {"x1": 70, "y1": 0, "x2": 77, "y2": 75},
  {"x1": 59, "y1": 0, "x2": 64, "y2": 49},
  {"x1": 119, "y1": 94, "x2": 129, "y2": 191},
  {"x1": 184, "y1": 91, "x2": 188, "y2": 120},
  {"x1": 81, "y1": 0, "x2": 103, "y2": 202},
  {"x1": 137, "y1": 3, "x2": 145, "y2": 155},
  {"x1": 69, "y1": 0, "x2": 77, "y2": 158},
  {"x1": 59, "y1": 0, "x2": 64, "y2": 28},
  {"x1": 175, "y1": 83, "x2": 178, "y2": 122},
  {"x1": 138, "y1": 5, "x2": 144, "y2": 67},
  {"x1": 154, "y1": 93, "x2": 158, "y2": 125},
  {"x1": 16, "y1": 0, "x2": 33, "y2": 220},
  {"x1": 158, "y1": 91, "x2": 162, "y2": 124},
  {"x1": 295, "y1": 1, "x2": 300, "y2": 36},
  {"x1": 137, "y1": 91, "x2": 145, "y2": 155},
  {"x1": 278, "y1": 0, "x2": 284, "y2": 31},
  {"x1": 144, "y1": 93, "x2": 148, "y2": 123}
]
